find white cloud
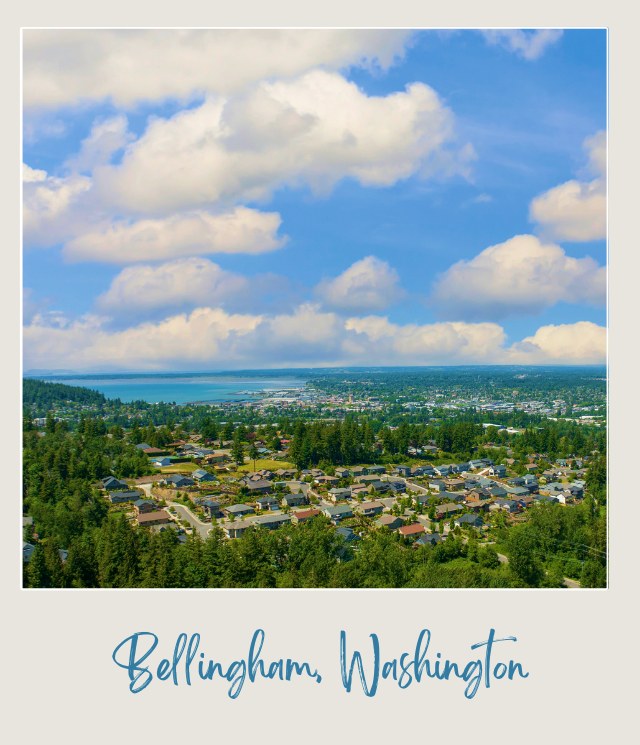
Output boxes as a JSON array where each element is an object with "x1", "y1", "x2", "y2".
[
  {"x1": 24, "y1": 29, "x2": 412, "y2": 109},
  {"x1": 431, "y1": 234, "x2": 605, "y2": 320},
  {"x1": 315, "y1": 256, "x2": 404, "y2": 311},
  {"x1": 508, "y1": 322, "x2": 606, "y2": 364},
  {"x1": 66, "y1": 115, "x2": 134, "y2": 172},
  {"x1": 24, "y1": 307, "x2": 263, "y2": 371},
  {"x1": 346, "y1": 316, "x2": 508, "y2": 362},
  {"x1": 63, "y1": 207, "x2": 286, "y2": 263},
  {"x1": 481, "y1": 30, "x2": 563, "y2": 60},
  {"x1": 92, "y1": 70, "x2": 470, "y2": 215},
  {"x1": 97, "y1": 258, "x2": 250, "y2": 315},
  {"x1": 23, "y1": 301, "x2": 606, "y2": 371},
  {"x1": 23, "y1": 164, "x2": 92, "y2": 247},
  {"x1": 530, "y1": 130, "x2": 606, "y2": 241}
]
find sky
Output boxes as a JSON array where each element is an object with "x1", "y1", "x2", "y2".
[{"x1": 22, "y1": 29, "x2": 606, "y2": 372}]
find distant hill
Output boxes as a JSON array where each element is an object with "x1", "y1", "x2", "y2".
[{"x1": 23, "y1": 378, "x2": 106, "y2": 412}]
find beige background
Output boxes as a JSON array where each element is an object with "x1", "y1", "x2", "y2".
[{"x1": 2, "y1": 2, "x2": 636, "y2": 742}]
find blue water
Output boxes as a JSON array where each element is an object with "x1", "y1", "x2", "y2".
[{"x1": 40, "y1": 375, "x2": 306, "y2": 404}]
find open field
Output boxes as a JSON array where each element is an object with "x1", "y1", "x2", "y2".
[
  {"x1": 157, "y1": 462, "x2": 200, "y2": 473},
  {"x1": 237, "y1": 458, "x2": 295, "y2": 472}
]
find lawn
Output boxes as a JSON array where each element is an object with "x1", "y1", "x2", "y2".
[{"x1": 237, "y1": 458, "x2": 296, "y2": 473}]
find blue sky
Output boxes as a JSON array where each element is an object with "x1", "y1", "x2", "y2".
[{"x1": 22, "y1": 29, "x2": 606, "y2": 371}]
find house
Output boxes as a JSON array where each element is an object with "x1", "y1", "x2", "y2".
[
  {"x1": 152, "y1": 457, "x2": 172, "y2": 468},
  {"x1": 435, "y1": 503, "x2": 464, "y2": 519},
  {"x1": 489, "y1": 485, "x2": 508, "y2": 499},
  {"x1": 108, "y1": 490, "x2": 142, "y2": 504},
  {"x1": 164, "y1": 474, "x2": 195, "y2": 489},
  {"x1": 455, "y1": 513, "x2": 484, "y2": 528},
  {"x1": 133, "y1": 499, "x2": 157, "y2": 514},
  {"x1": 375, "y1": 515, "x2": 404, "y2": 530},
  {"x1": 350, "y1": 483, "x2": 371, "y2": 498},
  {"x1": 137, "y1": 510, "x2": 172, "y2": 527},
  {"x1": 328, "y1": 487, "x2": 352, "y2": 502},
  {"x1": 468, "y1": 459, "x2": 485, "y2": 470},
  {"x1": 315, "y1": 475, "x2": 339, "y2": 486},
  {"x1": 223, "y1": 520, "x2": 253, "y2": 539},
  {"x1": 367, "y1": 466, "x2": 386, "y2": 475},
  {"x1": 336, "y1": 526, "x2": 359, "y2": 542},
  {"x1": 253, "y1": 514, "x2": 291, "y2": 530},
  {"x1": 413, "y1": 493, "x2": 431, "y2": 506},
  {"x1": 398, "y1": 523, "x2": 425, "y2": 538},
  {"x1": 386, "y1": 481, "x2": 405, "y2": 493},
  {"x1": 456, "y1": 463, "x2": 470, "y2": 473},
  {"x1": 429, "y1": 480, "x2": 446, "y2": 492},
  {"x1": 199, "y1": 498, "x2": 221, "y2": 518},
  {"x1": 291, "y1": 508, "x2": 321, "y2": 524},
  {"x1": 441, "y1": 491, "x2": 466, "y2": 503},
  {"x1": 534, "y1": 495, "x2": 560, "y2": 505},
  {"x1": 244, "y1": 479, "x2": 273, "y2": 495},
  {"x1": 135, "y1": 443, "x2": 152, "y2": 451},
  {"x1": 323, "y1": 505, "x2": 354, "y2": 523},
  {"x1": 223, "y1": 504, "x2": 255, "y2": 518},
  {"x1": 193, "y1": 468, "x2": 216, "y2": 483},
  {"x1": 490, "y1": 499, "x2": 520, "y2": 513},
  {"x1": 444, "y1": 478, "x2": 465, "y2": 491},
  {"x1": 507, "y1": 486, "x2": 530, "y2": 499},
  {"x1": 355, "y1": 474, "x2": 383, "y2": 485},
  {"x1": 282, "y1": 493, "x2": 307, "y2": 508},
  {"x1": 394, "y1": 465, "x2": 411, "y2": 477},
  {"x1": 509, "y1": 477, "x2": 526, "y2": 487},
  {"x1": 23, "y1": 542, "x2": 35, "y2": 562},
  {"x1": 415, "y1": 533, "x2": 442, "y2": 547},
  {"x1": 355, "y1": 500, "x2": 384, "y2": 517},
  {"x1": 350, "y1": 467, "x2": 366, "y2": 478},
  {"x1": 255, "y1": 495, "x2": 280, "y2": 511},
  {"x1": 434, "y1": 465, "x2": 452, "y2": 477},
  {"x1": 490, "y1": 465, "x2": 507, "y2": 478},
  {"x1": 142, "y1": 446, "x2": 165, "y2": 456},
  {"x1": 274, "y1": 468, "x2": 296, "y2": 479},
  {"x1": 101, "y1": 476, "x2": 128, "y2": 491},
  {"x1": 334, "y1": 468, "x2": 351, "y2": 479}
]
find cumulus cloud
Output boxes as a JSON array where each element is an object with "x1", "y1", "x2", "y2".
[
  {"x1": 23, "y1": 164, "x2": 92, "y2": 247},
  {"x1": 431, "y1": 234, "x2": 605, "y2": 320},
  {"x1": 315, "y1": 256, "x2": 404, "y2": 311},
  {"x1": 481, "y1": 30, "x2": 563, "y2": 60},
  {"x1": 23, "y1": 307, "x2": 263, "y2": 371},
  {"x1": 508, "y1": 321, "x2": 606, "y2": 364},
  {"x1": 66, "y1": 115, "x2": 134, "y2": 173},
  {"x1": 24, "y1": 29, "x2": 412, "y2": 109},
  {"x1": 346, "y1": 316, "x2": 508, "y2": 362},
  {"x1": 530, "y1": 130, "x2": 606, "y2": 241},
  {"x1": 22, "y1": 301, "x2": 606, "y2": 371},
  {"x1": 92, "y1": 70, "x2": 471, "y2": 215},
  {"x1": 96, "y1": 258, "x2": 250, "y2": 316},
  {"x1": 64, "y1": 207, "x2": 286, "y2": 263}
]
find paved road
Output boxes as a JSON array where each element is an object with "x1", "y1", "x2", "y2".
[{"x1": 168, "y1": 502, "x2": 212, "y2": 540}]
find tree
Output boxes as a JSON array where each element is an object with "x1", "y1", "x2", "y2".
[{"x1": 231, "y1": 433, "x2": 245, "y2": 466}]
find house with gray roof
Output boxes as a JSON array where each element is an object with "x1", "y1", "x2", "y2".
[
  {"x1": 109, "y1": 490, "x2": 142, "y2": 504},
  {"x1": 323, "y1": 505, "x2": 354, "y2": 523},
  {"x1": 455, "y1": 513, "x2": 484, "y2": 528},
  {"x1": 223, "y1": 504, "x2": 255, "y2": 518},
  {"x1": 164, "y1": 474, "x2": 195, "y2": 488},
  {"x1": 255, "y1": 495, "x2": 280, "y2": 511},
  {"x1": 253, "y1": 513, "x2": 291, "y2": 530},
  {"x1": 193, "y1": 468, "x2": 216, "y2": 482}
]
